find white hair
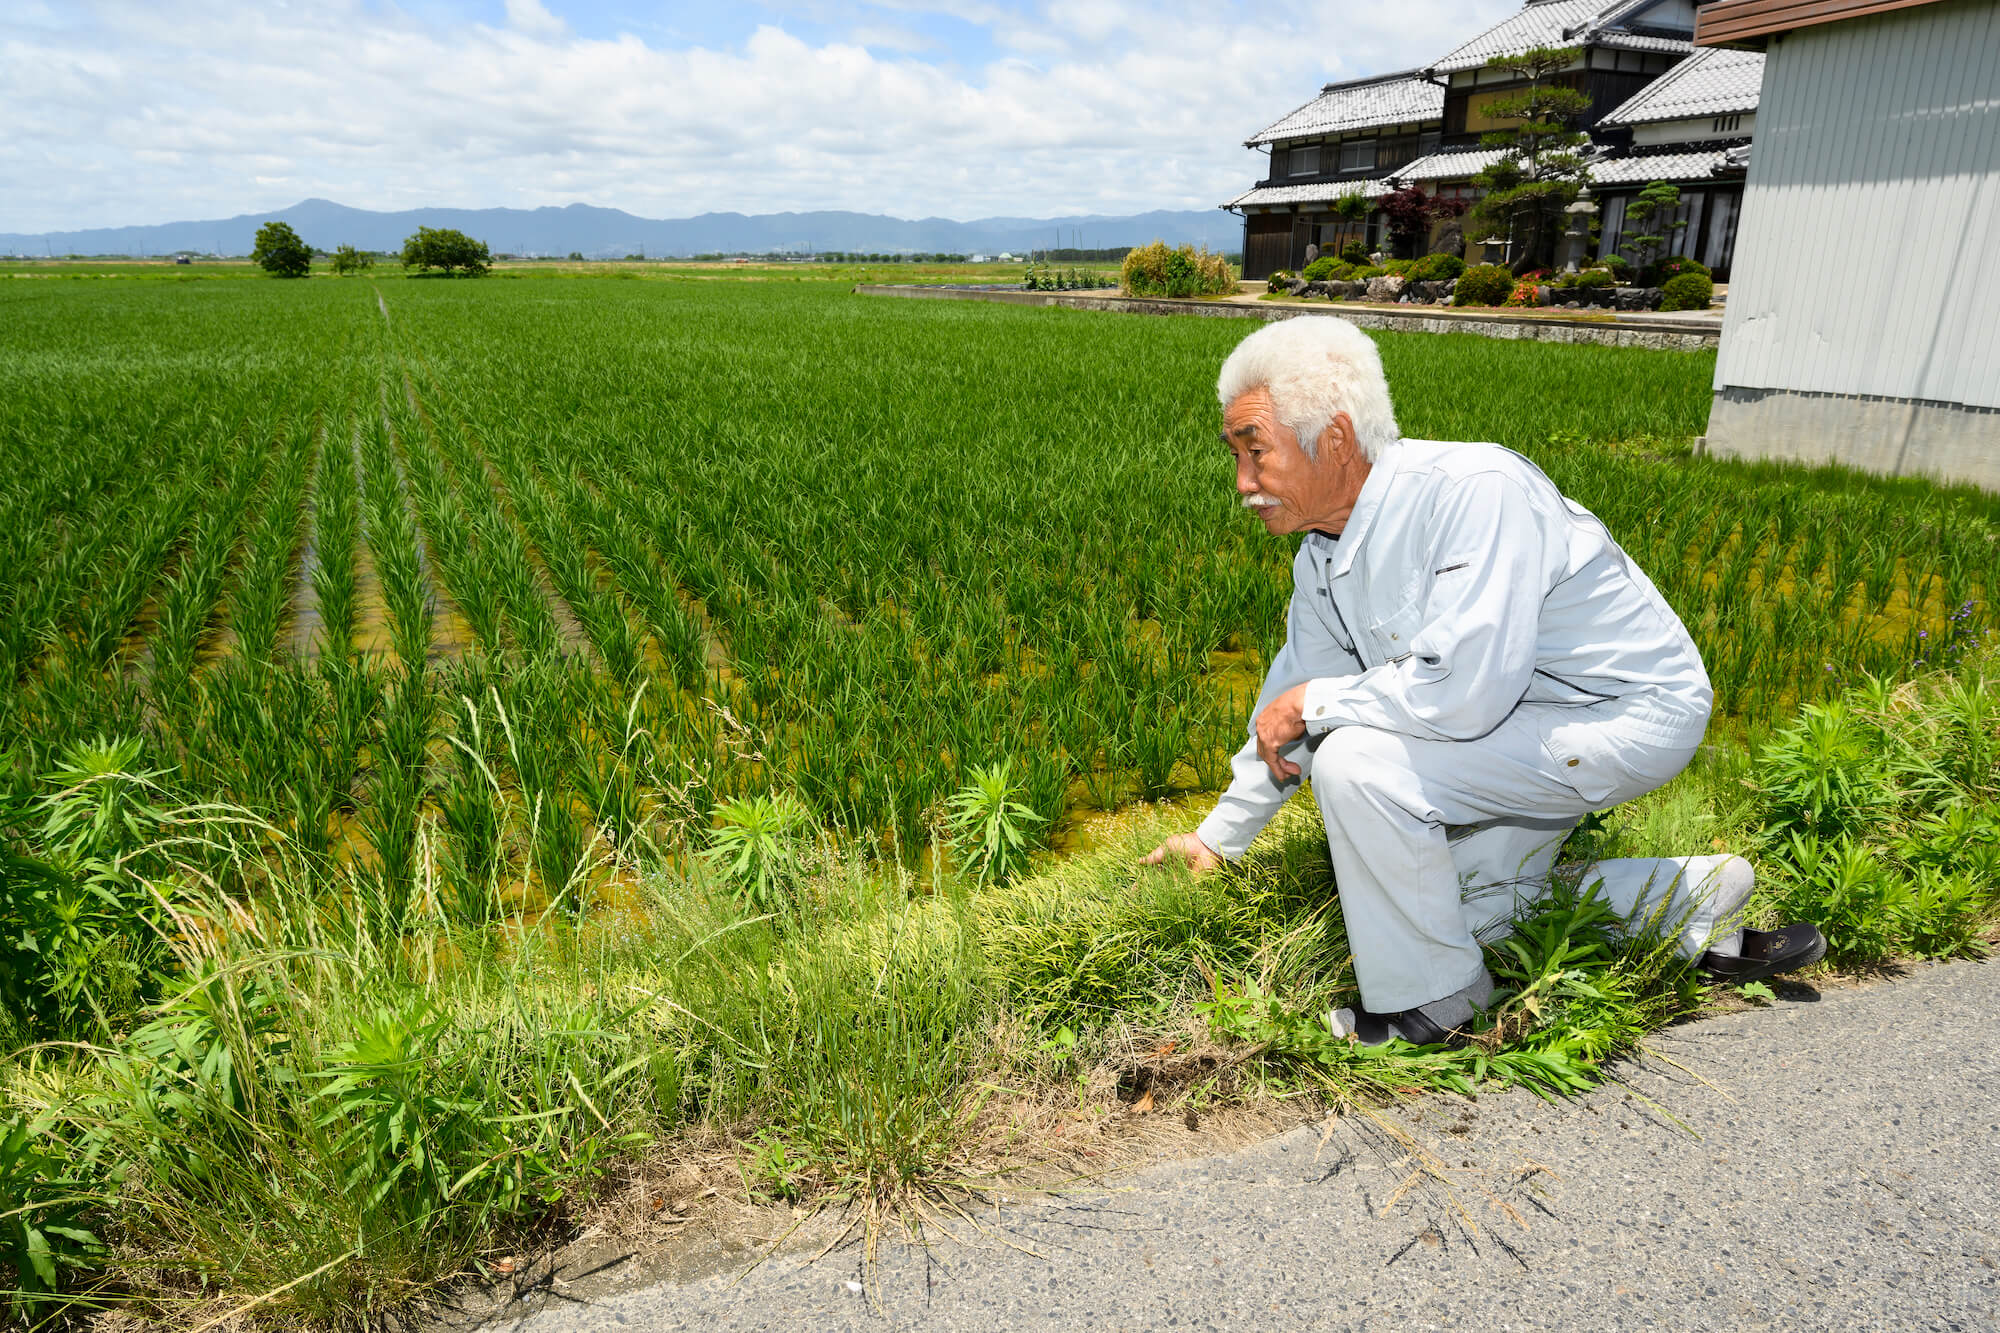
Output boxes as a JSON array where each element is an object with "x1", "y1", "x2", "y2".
[{"x1": 1216, "y1": 317, "x2": 1401, "y2": 461}]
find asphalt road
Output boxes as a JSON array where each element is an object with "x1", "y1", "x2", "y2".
[{"x1": 489, "y1": 958, "x2": 2000, "y2": 1331}]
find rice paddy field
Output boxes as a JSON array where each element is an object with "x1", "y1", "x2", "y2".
[
  {"x1": 5, "y1": 276, "x2": 1993, "y2": 865},
  {"x1": 2, "y1": 271, "x2": 1996, "y2": 1326}
]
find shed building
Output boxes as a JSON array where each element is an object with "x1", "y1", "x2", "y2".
[{"x1": 1696, "y1": 0, "x2": 2000, "y2": 490}]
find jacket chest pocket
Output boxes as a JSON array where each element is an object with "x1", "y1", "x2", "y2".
[{"x1": 1365, "y1": 594, "x2": 1422, "y2": 663}]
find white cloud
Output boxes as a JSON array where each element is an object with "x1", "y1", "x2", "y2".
[
  {"x1": 0, "y1": 0, "x2": 1516, "y2": 233},
  {"x1": 503, "y1": 0, "x2": 569, "y2": 39}
]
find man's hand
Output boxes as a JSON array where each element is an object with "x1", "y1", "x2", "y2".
[
  {"x1": 1141, "y1": 832, "x2": 1223, "y2": 874},
  {"x1": 1256, "y1": 682, "x2": 1310, "y2": 784}
]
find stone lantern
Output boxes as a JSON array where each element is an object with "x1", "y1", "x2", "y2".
[{"x1": 1560, "y1": 193, "x2": 1599, "y2": 273}]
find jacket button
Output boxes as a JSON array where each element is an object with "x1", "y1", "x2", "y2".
[{"x1": 1566, "y1": 758, "x2": 1580, "y2": 767}]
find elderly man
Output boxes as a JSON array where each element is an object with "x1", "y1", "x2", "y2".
[{"x1": 1145, "y1": 317, "x2": 1821, "y2": 1047}]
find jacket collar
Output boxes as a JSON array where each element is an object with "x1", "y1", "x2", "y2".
[{"x1": 1310, "y1": 444, "x2": 1401, "y2": 577}]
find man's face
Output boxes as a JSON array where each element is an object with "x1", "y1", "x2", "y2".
[{"x1": 1220, "y1": 386, "x2": 1363, "y2": 536}]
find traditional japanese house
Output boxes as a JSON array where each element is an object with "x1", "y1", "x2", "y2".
[
  {"x1": 1225, "y1": 71, "x2": 1443, "y2": 279},
  {"x1": 1226, "y1": 0, "x2": 1719, "y2": 277}
]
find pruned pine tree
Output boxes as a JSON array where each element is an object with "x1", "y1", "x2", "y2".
[
  {"x1": 1467, "y1": 46, "x2": 1593, "y2": 273},
  {"x1": 1620, "y1": 181, "x2": 1688, "y2": 280}
]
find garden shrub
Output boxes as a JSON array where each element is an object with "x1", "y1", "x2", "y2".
[
  {"x1": 1349, "y1": 265, "x2": 1387, "y2": 282},
  {"x1": 1453, "y1": 263, "x2": 1515, "y2": 306},
  {"x1": 1121, "y1": 241, "x2": 1235, "y2": 298},
  {"x1": 1659, "y1": 272, "x2": 1713, "y2": 311},
  {"x1": 1409, "y1": 252, "x2": 1465, "y2": 282},
  {"x1": 1383, "y1": 258, "x2": 1416, "y2": 278},
  {"x1": 1655, "y1": 256, "x2": 1711, "y2": 283},
  {"x1": 1594, "y1": 252, "x2": 1632, "y2": 278},
  {"x1": 1338, "y1": 239, "x2": 1371, "y2": 266},
  {"x1": 1301, "y1": 256, "x2": 1347, "y2": 282},
  {"x1": 1265, "y1": 269, "x2": 1296, "y2": 294}
]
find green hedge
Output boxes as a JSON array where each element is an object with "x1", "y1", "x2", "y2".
[
  {"x1": 1660, "y1": 272, "x2": 1713, "y2": 311},
  {"x1": 1453, "y1": 264, "x2": 1515, "y2": 307}
]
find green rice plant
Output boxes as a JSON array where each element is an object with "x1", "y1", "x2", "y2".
[{"x1": 310, "y1": 415, "x2": 363, "y2": 661}]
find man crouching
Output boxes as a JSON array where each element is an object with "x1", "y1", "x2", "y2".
[{"x1": 1144, "y1": 317, "x2": 1821, "y2": 1047}]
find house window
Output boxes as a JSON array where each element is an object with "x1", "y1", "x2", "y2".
[
  {"x1": 1711, "y1": 114, "x2": 1743, "y2": 134},
  {"x1": 1288, "y1": 144, "x2": 1321, "y2": 177},
  {"x1": 1339, "y1": 139, "x2": 1377, "y2": 172},
  {"x1": 1418, "y1": 131, "x2": 1440, "y2": 157}
]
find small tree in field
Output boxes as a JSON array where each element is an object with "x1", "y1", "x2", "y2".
[
  {"x1": 251, "y1": 221, "x2": 311, "y2": 278},
  {"x1": 1619, "y1": 181, "x2": 1687, "y2": 281},
  {"x1": 401, "y1": 227, "x2": 492, "y2": 277},
  {"x1": 1378, "y1": 184, "x2": 1467, "y2": 259},
  {"x1": 330, "y1": 244, "x2": 373, "y2": 277},
  {"x1": 1467, "y1": 46, "x2": 1593, "y2": 272}
]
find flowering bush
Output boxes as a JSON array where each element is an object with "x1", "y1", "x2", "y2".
[{"x1": 1265, "y1": 269, "x2": 1295, "y2": 294}]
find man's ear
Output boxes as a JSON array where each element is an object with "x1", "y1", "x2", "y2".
[{"x1": 1319, "y1": 412, "x2": 1358, "y2": 463}]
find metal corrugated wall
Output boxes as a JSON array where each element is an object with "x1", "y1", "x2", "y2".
[{"x1": 1713, "y1": 0, "x2": 2000, "y2": 409}]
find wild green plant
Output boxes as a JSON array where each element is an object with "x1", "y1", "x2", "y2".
[
  {"x1": 701, "y1": 792, "x2": 811, "y2": 915},
  {"x1": 0, "y1": 1112, "x2": 102, "y2": 1324},
  {"x1": 1, "y1": 737, "x2": 174, "y2": 1042},
  {"x1": 946, "y1": 758, "x2": 1042, "y2": 886}
]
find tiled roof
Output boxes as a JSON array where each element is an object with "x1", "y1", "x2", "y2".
[
  {"x1": 1385, "y1": 147, "x2": 1512, "y2": 182},
  {"x1": 1222, "y1": 179, "x2": 1392, "y2": 210},
  {"x1": 1224, "y1": 144, "x2": 1747, "y2": 209},
  {"x1": 1587, "y1": 147, "x2": 1742, "y2": 184},
  {"x1": 1246, "y1": 73, "x2": 1444, "y2": 146},
  {"x1": 1599, "y1": 48, "x2": 1764, "y2": 126},
  {"x1": 1429, "y1": 0, "x2": 1694, "y2": 74}
]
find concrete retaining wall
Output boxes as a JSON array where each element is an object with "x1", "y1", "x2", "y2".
[
  {"x1": 852, "y1": 285, "x2": 1720, "y2": 352},
  {"x1": 1705, "y1": 387, "x2": 2000, "y2": 492}
]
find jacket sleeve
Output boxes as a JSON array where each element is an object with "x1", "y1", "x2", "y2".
[
  {"x1": 1299, "y1": 471, "x2": 1558, "y2": 742},
  {"x1": 1196, "y1": 570, "x2": 1363, "y2": 860}
]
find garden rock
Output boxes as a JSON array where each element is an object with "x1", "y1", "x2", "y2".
[
  {"x1": 1365, "y1": 275, "x2": 1406, "y2": 303},
  {"x1": 1612, "y1": 286, "x2": 1665, "y2": 311},
  {"x1": 1286, "y1": 277, "x2": 1310, "y2": 297}
]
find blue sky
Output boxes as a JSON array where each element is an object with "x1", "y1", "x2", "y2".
[{"x1": 1, "y1": 0, "x2": 1516, "y2": 233}]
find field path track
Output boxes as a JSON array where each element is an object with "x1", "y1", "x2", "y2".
[{"x1": 458, "y1": 957, "x2": 2000, "y2": 1331}]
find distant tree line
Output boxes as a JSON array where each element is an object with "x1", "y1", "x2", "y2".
[
  {"x1": 1025, "y1": 247, "x2": 1133, "y2": 263},
  {"x1": 247, "y1": 220, "x2": 491, "y2": 278},
  {"x1": 684, "y1": 251, "x2": 973, "y2": 263}
]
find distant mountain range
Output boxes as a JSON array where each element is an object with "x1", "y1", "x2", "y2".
[{"x1": 0, "y1": 198, "x2": 1238, "y2": 259}]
